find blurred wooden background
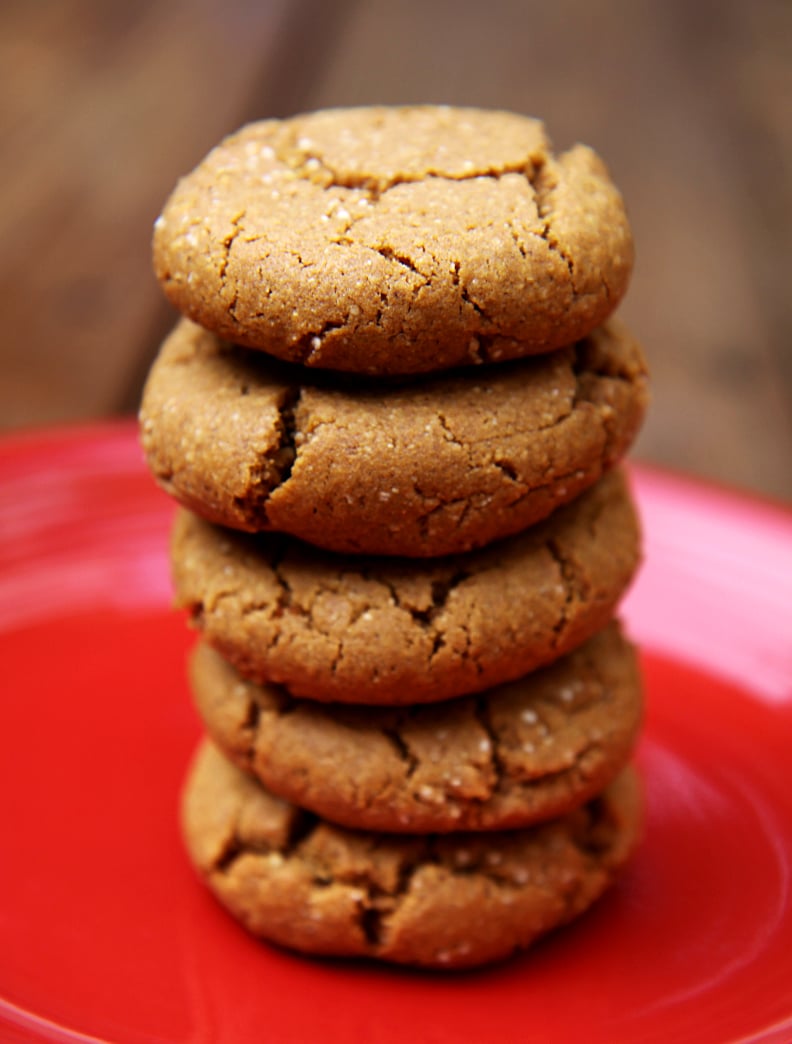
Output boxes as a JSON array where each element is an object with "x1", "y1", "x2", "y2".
[{"x1": 1, "y1": 0, "x2": 790, "y2": 500}]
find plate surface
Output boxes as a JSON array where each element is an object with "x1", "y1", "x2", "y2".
[{"x1": 1, "y1": 423, "x2": 791, "y2": 1044}]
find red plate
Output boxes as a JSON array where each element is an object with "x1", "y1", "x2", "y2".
[{"x1": 1, "y1": 422, "x2": 791, "y2": 1044}]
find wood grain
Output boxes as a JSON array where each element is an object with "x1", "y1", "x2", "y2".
[
  {"x1": 1, "y1": 0, "x2": 789, "y2": 500},
  {"x1": 0, "y1": 0, "x2": 294, "y2": 424}
]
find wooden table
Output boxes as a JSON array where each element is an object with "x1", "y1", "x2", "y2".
[{"x1": 2, "y1": 0, "x2": 790, "y2": 500}]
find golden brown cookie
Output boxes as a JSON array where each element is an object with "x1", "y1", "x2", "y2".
[
  {"x1": 153, "y1": 107, "x2": 633, "y2": 375},
  {"x1": 170, "y1": 469, "x2": 640, "y2": 705},
  {"x1": 141, "y1": 318, "x2": 648, "y2": 557},
  {"x1": 191, "y1": 622, "x2": 642, "y2": 833},
  {"x1": 182, "y1": 741, "x2": 642, "y2": 969}
]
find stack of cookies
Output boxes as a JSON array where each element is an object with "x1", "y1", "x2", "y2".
[{"x1": 141, "y1": 107, "x2": 649, "y2": 970}]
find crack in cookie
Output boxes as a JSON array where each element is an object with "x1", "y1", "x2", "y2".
[
  {"x1": 153, "y1": 107, "x2": 633, "y2": 375},
  {"x1": 141, "y1": 318, "x2": 648, "y2": 556},
  {"x1": 183, "y1": 742, "x2": 642, "y2": 969},
  {"x1": 191, "y1": 623, "x2": 641, "y2": 833}
]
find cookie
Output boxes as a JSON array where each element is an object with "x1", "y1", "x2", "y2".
[
  {"x1": 191, "y1": 622, "x2": 641, "y2": 833},
  {"x1": 182, "y1": 741, "x2": 641, "y2": 969},
  {"x1": 171, "y1": 469, "x2": 640, "y2": 705},
  {"x1": 153, "y1": 107, "x2": 633, "y2": 375},
  {"x1": 141, "y1": 318, "x2": 648, "y2": 557}
]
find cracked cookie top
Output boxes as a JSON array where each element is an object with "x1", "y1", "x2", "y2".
[
  {"x1": 153, "y1": 107, "x2": 634, "y2": 375},
  {"x1": 140, "y1": 318, "x2": 648, "y2": 557},
  {"x1": 170, "y1": 469, "x2": 641, "y2": 705},
  {"x1": 191, "y1": 623, "x2": 641, "y2": 833},
  {"x1": 182, "y1": 741, "x2": 642, "y2": 968}
]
